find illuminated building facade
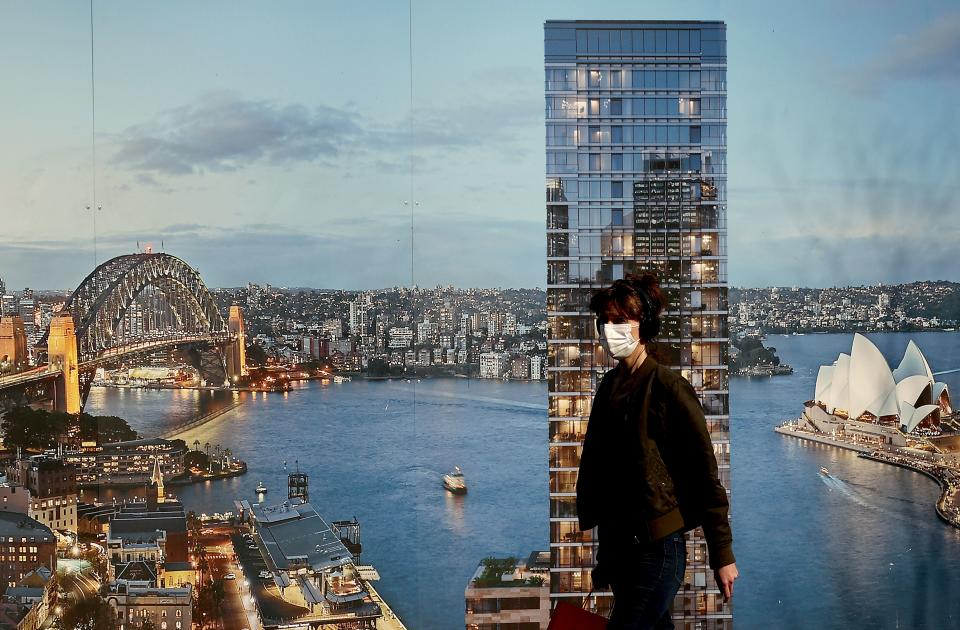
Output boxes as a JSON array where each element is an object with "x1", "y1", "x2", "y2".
[{"x1": 545, "y1": 20, "x2": 731, "y2": 626}]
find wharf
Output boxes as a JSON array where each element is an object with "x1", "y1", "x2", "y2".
[
  {"x1": 364, "y1": 580, "x2": 409, "y2": 630},
  {"x1": 773, "y1": 424, "x2": 873, "y2": 453}
]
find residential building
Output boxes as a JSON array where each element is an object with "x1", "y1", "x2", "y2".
[
  {"x1": 6, "y1": 455, "x2": 78, "y2": 534},
  {"x1": 479, "y1": 352, "x2": 508, "y2": 379},
  {"x1": 64, "y1": 438, "x2": 186, "y2": 487},
  {"x1": 0, "y1": 512, "x2": 56, "y2": 594},
  {"x1": 103, "y1": 583, "x2": 192, "y2": 630},
  {"x1": 465, "y1": 551, "x2": 550, "y2": 630}
]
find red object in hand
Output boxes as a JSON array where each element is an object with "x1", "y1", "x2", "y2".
[{"x1": 548, "y1": 600, "x2": 609, "y2": 630}]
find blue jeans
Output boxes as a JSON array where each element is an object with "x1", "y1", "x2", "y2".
[{"x1": 606, "y1": 530, "x2": 686, "y2": 630}]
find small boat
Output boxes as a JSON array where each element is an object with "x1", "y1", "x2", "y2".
[
  {"x1": 256, "y1": 482, "x2": 267, "y2": 494},
  {"x1": 443, "y1": 466, "x2": 467, "y2": 494},
  {"x1": 819, "y1": 467, "x2": 829, "y2": 476}
]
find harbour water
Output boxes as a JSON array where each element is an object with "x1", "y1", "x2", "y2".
[
  {"x1": 85, "y1": 378, "x2": 549, "y2": 629},
  {"x1": 84, "y1": 332, "x2": 960, "y2": 628}
]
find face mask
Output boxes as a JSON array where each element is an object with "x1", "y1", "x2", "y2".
[{"x1": 599, "y1": 322, "x2": 640, "y2": 359}]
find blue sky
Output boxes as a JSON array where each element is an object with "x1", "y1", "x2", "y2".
[{"x1": 0, "y1": 1, "x2": 958, "y2": 290}]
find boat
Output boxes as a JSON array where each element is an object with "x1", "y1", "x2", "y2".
[
  {"x1": 255, "y1": 482, "x2": 267, "y2": 494},
  {"x1": 442, "y1": 466, "x2": 467, "y2": 494},
  {"x1": 819, "y1": 467, "x2": 829, "y2": 476}
]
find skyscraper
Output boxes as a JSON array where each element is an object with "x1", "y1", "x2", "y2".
[{"x1": 545, "y1": 21, "x2": 731, "y2": 626}]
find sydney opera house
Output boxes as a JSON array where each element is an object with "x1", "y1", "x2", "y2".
[{"x1": 799, "y1": 334, "x2": 953, "y2": 447}]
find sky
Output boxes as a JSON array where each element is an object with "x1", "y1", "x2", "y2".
[{"x1": 0, "y1": 0, "x2": 958, "y2": 290}]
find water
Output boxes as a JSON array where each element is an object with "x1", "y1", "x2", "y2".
[
  {"x1": 84, "y1": 331, "x2": 960, "y2": 629},
  {"x1": 731, "y1": 331, "x2": 960, "y2": 629},
  {"x1": 85, "y1": 378, "x2": 549, "y2": 629}
]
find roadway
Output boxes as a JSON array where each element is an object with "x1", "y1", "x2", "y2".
[
  {"x1": 195, "y1": 526, "x2": 261, "y2": 630},
  {"x1": 49, "y1": 569, "x2": 101, "y2": 628},
  {"x1": 230, "y1": 530, "x2": 308, "y2": 623},
  {"x1": 0, "y1": 366, "x2": 59, "y2": 389}
]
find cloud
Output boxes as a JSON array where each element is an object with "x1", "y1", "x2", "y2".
[
  {"x1": 112, "y1": 92, "x2": 364, "y2": 176},
  {"x1": 111, "y1": 89, "x2": 540, "y2": 180},
  {"x1": 846, "y1": 14, "x2": 960, "y2": 93}
]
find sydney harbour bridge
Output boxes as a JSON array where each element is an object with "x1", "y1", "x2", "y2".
[{"x1": 0, "y1": 252, "x2": 246, "y2": 414}]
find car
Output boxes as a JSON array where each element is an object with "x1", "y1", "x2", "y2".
[{"x1": 224, "y1": 573, "x2": 236, "y2": 580}]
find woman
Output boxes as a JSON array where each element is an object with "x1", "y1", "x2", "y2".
[{"x1": 576, "y1": 272, "x2": 738, "y2": 629}]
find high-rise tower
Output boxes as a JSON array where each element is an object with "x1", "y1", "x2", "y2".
[{"x1": 545, "y1": 21, "x2": 730, "y2": 625}]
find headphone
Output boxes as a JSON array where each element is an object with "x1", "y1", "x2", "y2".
[{"x1": 633, "y1": 284, "x2": 662, "y2": 341}]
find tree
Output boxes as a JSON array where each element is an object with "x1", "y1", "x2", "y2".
[
  {"x1": 0, "y1": 406, "x2": 71, "y2": 449},
  {"x1": 54, "y1": 596, "x2": 118, "y2": 630},
  {"x1": 246, "y1": 342, "x2": 268, "y2": 366},
  {"x1": 367, "y1": 357, "x2": 390, "y2": 377},
  {"x1": 193, "y1": 439, "x2": 201, "y2": 452},
  {"x1": 78, "y1": 413, "x2": 139, "y2": 443},
  {"x1": 195, "y1": 579, "x2": 226, "y2": 628}
]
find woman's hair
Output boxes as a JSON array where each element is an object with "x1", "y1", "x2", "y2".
[{"x1": 589, "y1": 272, "x2": 666, "y2": 344}]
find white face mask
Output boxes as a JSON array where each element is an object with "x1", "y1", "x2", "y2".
[{"x1": 598, "y1": 322, "x2": 640, "y2": 359}]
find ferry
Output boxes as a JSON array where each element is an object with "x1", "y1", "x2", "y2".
[
  {"x1": 442, "y1": 466, "x2": 467, "y2": 494},
  {"x1": 819, "y1": 467, "x2": 830, "y2": 476},
  {"x1": 255, "y1": 482, "x2": 267, "y2": 494}
]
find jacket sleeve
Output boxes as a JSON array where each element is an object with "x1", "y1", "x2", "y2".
[
  {"x1": 666, "y1": 375, "x2": 735, "y2": 570},
  {"x1": 575, "y1": 376, "x2": 606, "y2": 531}
]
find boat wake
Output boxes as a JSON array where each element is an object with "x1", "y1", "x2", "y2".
[
  {"x1": 819, "y1": 473, "x2": 940, "y2": 531},
  {"x1": 820, "y1": 474, "x2": 874, "y2": 510},
  {"x1": 387, "y1": 386, "x2": 547, "y2": 411}
]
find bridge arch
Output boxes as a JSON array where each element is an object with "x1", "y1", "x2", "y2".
[{"x1": 40, "y1": 253, "x2": 226, "y2": 363}]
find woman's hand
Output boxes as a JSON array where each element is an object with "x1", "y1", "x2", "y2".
[{"x1": 714, "y1": 563, "x2": 738, "y2": 602}]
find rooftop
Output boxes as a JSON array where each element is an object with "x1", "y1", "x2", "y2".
[
  {"x1": 0, "y1": 511, "x2": 54, "y2": 540},
  {"x1": 250, "y1": 498, "x2": 352, "y2": 573}
]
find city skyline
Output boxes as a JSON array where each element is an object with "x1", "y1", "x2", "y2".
[{"x1": 1, "y1": 1, "x2": 958, "y2": 290}]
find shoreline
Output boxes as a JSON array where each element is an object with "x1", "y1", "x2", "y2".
[
  {"x1": 77, "y1": 461, "x2": 248, "y2": 489},
  {"x1": 775, "y1": 424, "x2": 960, "y2": 529}
]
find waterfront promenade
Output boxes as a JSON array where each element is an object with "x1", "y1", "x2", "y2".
[{"x1": 775, "y1": 423, "x2": 960, "y2": 529}]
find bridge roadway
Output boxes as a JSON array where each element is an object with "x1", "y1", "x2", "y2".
[
  {"x1": 81, "y1": 332, "x2": 232, "y2": 367},
  {"x1": 0, "y1": 366, "x2": 61, "y2": 389},
  {"x1": 0, "y1": 332, "x2": 233, "y2": 393}
]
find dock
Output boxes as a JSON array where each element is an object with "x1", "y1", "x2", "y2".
[
  {"x1": 773, "y1": 424, "x2": 873, "y2": 453},
  {"x1": 364, "y1": 580, "x2": 409, "y2": 630}
]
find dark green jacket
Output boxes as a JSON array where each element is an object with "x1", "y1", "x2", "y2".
[{"x1": 576, "y1": 354, "x2": 735, "y2": 570}]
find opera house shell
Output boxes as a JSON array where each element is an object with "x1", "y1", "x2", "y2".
[{"x1": 811, "y1": 333, "x2": 952, "y2": 435}]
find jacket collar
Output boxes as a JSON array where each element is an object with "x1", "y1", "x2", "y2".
[{"x1": 615, "y1": 351, "x2": 658, "y2": 385}]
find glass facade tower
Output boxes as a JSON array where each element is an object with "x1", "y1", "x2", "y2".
[{"x1": 545, "y1": 21, "x2": 731, "y2": 627}]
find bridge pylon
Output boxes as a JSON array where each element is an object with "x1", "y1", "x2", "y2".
[
  {"x1": 226, "y1": 305, "x2": 248, "y2": 382},
  {"x1": 47, "y1": 314, "x2": 81, "y2": 415}
]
